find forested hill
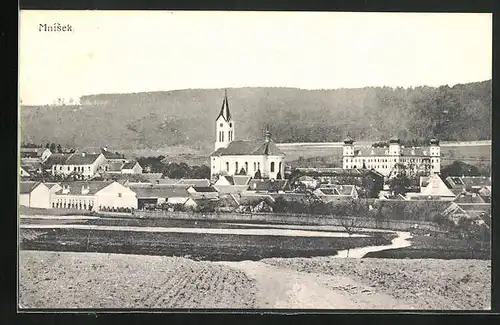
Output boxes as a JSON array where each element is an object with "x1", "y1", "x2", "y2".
[{"x1": 20, "y1": 80, "x2": 491, "y2": 154}]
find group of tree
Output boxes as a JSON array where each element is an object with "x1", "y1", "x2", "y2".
[{"x1": 137, "y1": 156, "x2": 211, "y2": 179}]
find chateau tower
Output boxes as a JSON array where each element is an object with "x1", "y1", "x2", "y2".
[
  {"x1": 429, "y1": 138, "x2": 441, "y2": 174},
  {"x1": 214, "y1": 90, "x2": 235, "y2": 151},
  {"x1": 388, "y1": 136, "x2": 401, "y2": 156}
]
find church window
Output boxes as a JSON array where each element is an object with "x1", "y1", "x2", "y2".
[
  {"x1": 270, "y1": 162, "x2": 275, "y2": 172},
  {"x1": 257, "y1": 162, "x2": 260, "y2": 170},
  {"x1": 221, "y1": 132, "x2": 224, "y2": 142},
  {"x1": 235, "y1": 162, "x2": 239, "y2": 172},
  {"x1": 245, "y1": 162, "x2": 248, "y2": 173},
  {"x1": 220, "y1": 123, "x2": 223, "y2": 127},
  {"x1": 253, "y1": 162, "x2": 256, "y2": 171},
  {"x1": 226, "y1": 162, "x2": 229, "y2": 172},
  {"x1": 230, "y1": 123, "x2": 232, "y2": 127}
]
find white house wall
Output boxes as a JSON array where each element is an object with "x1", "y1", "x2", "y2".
[
  {"x1": 19, "y1": 193, "x2": 30, "y2": 207},
  {"x1": 95, "y1": 182, "x2": 138, "y2": 209},
  {"x1": 29, "y1": 183, "x2": 51, "y2": 208}
]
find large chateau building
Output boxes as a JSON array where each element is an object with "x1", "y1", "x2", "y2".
[
  {"x1": 342, "y1": 137, "x2": 441, "y2": 177},
  {"x1": 210, "y1": 91, "x2": 285, "y2": 181}
]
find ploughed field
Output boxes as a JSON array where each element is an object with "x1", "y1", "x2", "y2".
[{"x1": 19, "y1": 250, "x2": 491, "y2": 309}]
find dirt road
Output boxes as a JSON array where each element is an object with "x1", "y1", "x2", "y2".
[{"x1": 219, "y1": 261, "x2": 413, "y2": 309}]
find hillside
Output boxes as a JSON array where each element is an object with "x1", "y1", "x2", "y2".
[{"x1": 20, "y1": 80, "x2": 491, "y2": 156}]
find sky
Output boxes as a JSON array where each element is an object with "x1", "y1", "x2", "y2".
[{"x1": 19, "y1": 11, "x2": 492, "y2": 105}]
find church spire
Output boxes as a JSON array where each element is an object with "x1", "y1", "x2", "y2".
[{"x1": 216, "y1": 89, "x2": 231, "y2": 122}]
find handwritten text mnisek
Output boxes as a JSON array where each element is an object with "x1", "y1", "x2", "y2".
[{"x1": 38, "y1": 23, "x2": 73, "y2": 32}]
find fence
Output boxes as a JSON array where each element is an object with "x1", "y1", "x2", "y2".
[{"x1": 132, "y1": 210, "x2": 442, "y2": 232}]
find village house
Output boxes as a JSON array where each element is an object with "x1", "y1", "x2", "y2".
[
  {"x1": 19, "y1": 181, "x2": 51, "y2": 209},
  {"x1": 247, "y1": 178, "x2": 288, "y2": 193},
  {"x1": 406, "y1": 174, "x2": 456, "y2": 201},
  {"x1": 187, "y1": 186, "x2": 219, "y2": 200},
  {"x1": 20, "y1": 147, "x2": 52, "y2": 162},
  {"x1": 210, "y1": 91, "x2": 285, "y2": 181},
  {"x1": 51, "y1": 152, "x2": 107, "y2": 180},
  {"x1": 213, "y1": 175, "x2": 252, "y2": 193},
  {"x1": 233, "y1": 192, "x2": 275, "y2": 213},
  {"x1": 20, "y1": 166, "x2": 31, "y2": 180},
  {"x1": 121, "y1": 161, "x2": 143, "y2": 174},
  {"x1": 313, "y1": 185, "x2": 359, "y2": 202},
  {"x1": 51, "y1": 181, "x2": 137, "y2": 211},
  {"x1": 128, "y1": 184, "x2": 191, "y2": 209},
  {"x1": 293, "y1": 168, "x2": 384, "y2": 198},
  {"x1": 101, "y1": 147, "x2": 127, "y2": 164},
  {"x1": 342, "y1": 137, "x2": 441, "y2": 177}
]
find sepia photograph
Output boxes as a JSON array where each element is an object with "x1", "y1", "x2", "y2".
[{"x1": 18, "y1": 10, "x2": 492, "y2": 310}]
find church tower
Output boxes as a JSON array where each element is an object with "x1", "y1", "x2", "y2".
[{"x1": 215, "y1": 90, "x2": 235, "y2": 151}]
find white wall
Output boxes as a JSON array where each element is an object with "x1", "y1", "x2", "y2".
[
  {"x1": 95, "y1": 182, "x2": 138, "y2": 209},
  {"x1": 29, "y1": 183, "x2": 51, "y2": 208},
  {"x1": 19, "y1": 194, "x2": 30, "y2": 207}
]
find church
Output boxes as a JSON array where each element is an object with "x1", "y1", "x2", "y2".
[{"x1": 210, "y1": 91, "x2": 285, "y2": 182}]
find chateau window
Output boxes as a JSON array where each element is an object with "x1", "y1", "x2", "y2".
[{"x1": 270, "y1": 162, "x2": 275, "y2": 172}]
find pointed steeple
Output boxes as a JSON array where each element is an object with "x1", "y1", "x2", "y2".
[{"x1": 216, "y1": 89, "x2": 231, "y2": 122}]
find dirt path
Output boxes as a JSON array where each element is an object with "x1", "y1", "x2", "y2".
[{"x1": 219, "y1": 260, "x2": 413, "y2": 309}]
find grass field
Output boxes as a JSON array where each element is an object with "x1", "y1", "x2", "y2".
[
  {"x1": 363, "y1": 234, "x2": 490, "y2": 260},
  {"x1": 19, "y1": 227, "x2": 394, "y2": 261}
]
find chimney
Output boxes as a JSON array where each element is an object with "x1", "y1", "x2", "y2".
[{"x1": 81, "y1": 184, "x2": 89, "y2": 195}]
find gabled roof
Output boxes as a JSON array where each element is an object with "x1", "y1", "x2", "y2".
[
  {"x1": 460, "y1": 176, "x2": 491, "y2": 188},
  {"x1": 108, "y1": 161, "x2": 125, "y2": 172},
  {"x1": 64, "y1": 153, "x2": 103, "y2": 165},
  {"x1": 316, "y1": 185, "x2": 356, "y2": 196},
  {"x1": 44, "y1": 182, "x2": 61, "y2": 190},
  {"x1": 101, "y1": 148, "x2": 123, "y2": 159},
  {"x1": 54, "y1": 181, "x2": 115, "y2": 196},
  {"x1": 189, "y1": 186, "x2": 218, "y2": 193},
  {"x1": 176, "y1": 179, "x2": 211, "y2": 187},
  {"x1": 218, "y1": 194, "x2": 240, "y2": 207},
  {"x1": 216, "y1": 90, "x2": 231, "y2": 122},
  {"x1": 211, "y1": 139, "x2": 285, "y2": 157},
  {"x1": 248, "y1": 179, "x2": 287, "y2": 192},
  {"x1": 19, "y1": 181, "x2": 41, "y2": 194},
  {"x1": 44, "y1": 153, "x2": 72, "y2": 167},
  {"x1": 131, "y1": 186, "x2": 190, "y2": 199},
  {"x1": 453, "y1": 192, "x2": 486, "y2": 204},
  {"x1": 445, "y1": 176, "x2": 465, "y2": 188},
  {"x1": 420, "y1": 174, "x2": 456, "y2": 197},
  {"x1": 20, "y1": 148, "x2": 50, "y2": 156},
  {"x1": 122, "y1": 161, "x2": 139, "y2": 169}
]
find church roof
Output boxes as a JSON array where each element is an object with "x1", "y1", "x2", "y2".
[
  {"x1": 216, "y1": 90, "x2": 231, "y2": 122},
  {"x1": 211, "y1": 139, "x2": 285, "y2": 157}
]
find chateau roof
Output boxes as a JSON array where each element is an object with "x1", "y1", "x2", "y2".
[{"x1": 211, "y1": 139, "x2": 285, "y2": 157}]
